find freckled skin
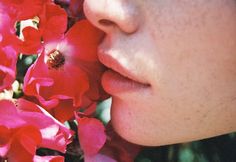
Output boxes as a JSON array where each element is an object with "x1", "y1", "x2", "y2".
[{"x1": 84, "y1": 0, "x2": 236, "y2": 146}]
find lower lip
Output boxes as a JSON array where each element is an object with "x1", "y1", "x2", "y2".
[{"x1": 101, "y1": 69, "x2": 150, "y2": 95}]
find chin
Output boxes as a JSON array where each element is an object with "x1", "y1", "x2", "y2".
[
  {"x1": 110, "y1": 97, "x2": 160, "y2": 146},
  {"x1": 110, "y1": 96, "x2": 197, "y2": 147}
]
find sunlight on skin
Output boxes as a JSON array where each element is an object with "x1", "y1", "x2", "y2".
[{"x1": 84, "y1": 0, "x2": 236, "y2": 146}]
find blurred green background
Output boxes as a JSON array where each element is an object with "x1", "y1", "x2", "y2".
[{"x1": 135, "y1": 133, "x2": 236, "y2": 162}]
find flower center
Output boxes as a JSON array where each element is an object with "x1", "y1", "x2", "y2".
[{"x1": 47, "y1": 50, "x2": 65, "y2": 70}]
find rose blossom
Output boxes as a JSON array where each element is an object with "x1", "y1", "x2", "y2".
[
  {"x1": 23, "y1": 20, "x2": 108, "y2": 122},
  {"x1": 0, "y1": 99, "x2": 73, "y2": 161}
]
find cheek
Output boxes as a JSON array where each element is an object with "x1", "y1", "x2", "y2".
[
  {"x1": 110, "y1": 90, "x2": 207, "y2": 146},
  {"x1": 111, "y1": 0, "x2": 236, "y2": 146},
  {"x1": 111, "y1": 23, "x2": 236, "y2": 147},
  {"x1": 145, "y1": 0, "x2": 236, "y2": 108},
  {"x1": 110, "y1": 97, "x2": 166, "y2": 146},
  {"x1": 111, "y1": 65, "x2": 236, "y2": 146}
]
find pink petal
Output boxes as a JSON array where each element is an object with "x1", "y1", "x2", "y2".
[
  {"x1": 0, "y1": 100, "x2": 26, "y2": 128},
  {"x1": 34, "y1": 155, "x2": 64, "y2": 162},
  {"x1": 85, "y1": 154, "x2": 117, "y2": 162},
  {"x1": 17, "y1": 99, "x2": 73, "y2": 153},
  {"x1": 0, "y1": 144, "x2": 10, "y2": 157},
  {"x1": 77, "y1": 117, "x2": 106, "y2": 156}
]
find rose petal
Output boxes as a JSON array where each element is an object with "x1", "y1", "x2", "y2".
[
  {"x1": 85, "y1": 153, "x2": 117, "y2": 162},
  {"x1": 65, "y1": 20, "x2": 104, "y2": 61},
  {"x1": 34, "y1": 155, "x2": 64, "y2": 162},
  {"x1": 20, "y1": 26, "x2": 42, "y2": 54},
  {"x1": 77, "y1": 117, "x2": 106, "y2": 156}
]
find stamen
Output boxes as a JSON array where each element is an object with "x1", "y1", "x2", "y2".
[{"x1": 47, "y1": 50, "x2": 65, "y2": 70}]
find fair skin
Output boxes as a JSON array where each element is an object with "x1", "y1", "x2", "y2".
[{"x1": 83, "y1": 0, "x2": 236, "y2": 146}]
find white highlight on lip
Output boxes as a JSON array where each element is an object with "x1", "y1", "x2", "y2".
[
  {"x1": 106, "y1": 48, "x2": 134, "y2": 77},
  {"x1": 101, "y1": 37, "x2": 157, "y2": 83},
  {"x1": 112, "y1": 49, "x2": 129, "y2": 67}
]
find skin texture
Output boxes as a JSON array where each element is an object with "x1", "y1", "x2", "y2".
[{"x1": 83, "y1": 0, "x2": 236, "y2": 146}]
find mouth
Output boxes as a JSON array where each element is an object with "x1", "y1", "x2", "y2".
[
  {"x1": 102, "y1": 69, "x2": 150, "y2": 94},
  {"x1": 98, "y1": 50, "x2": 151, "y2": 94}
]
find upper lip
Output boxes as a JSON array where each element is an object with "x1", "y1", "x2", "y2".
[{"x1": 98, "y1": 49, "x2": 150, "y2": 86}]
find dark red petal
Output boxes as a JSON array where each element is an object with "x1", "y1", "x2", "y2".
[
  {"x1": 12, "y1": 0, "x2": 46, "y2": 21},
  {"x1": 101, "y1": 123, "x2": 141, "y2": 162},
  {"x1": 0, "y1": 126, "x2": 11, "y2": 146},
  {"x1": 68, "y1": 0, "x2": 84, "y2": 17},
  {"x1": 65, "y1": 20, "x2": 104, "y2": 61},
  {"x1": 40, "y1": 3, "x2": 67, "y2": 42},
  {"x1": 7, "y1": 126, "x2": 42, "y2": 162},
  {"x1": 82, "y1": 102, "x2": 97, "y2": 116},
  {"x1": 82, "y1": 61, "x2": 109, "y2": 101},
  {"x1": 20, "y1": 26, "x2": 42, "y2": 54},
  {"x1": 49, "y1": 100, "x2": 77, "y2": 122}
]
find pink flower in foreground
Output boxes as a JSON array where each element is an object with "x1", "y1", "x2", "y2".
[
  {"x1": 0, "y1": 46, "x2": 17, "y2": 91},
  {"x1": 85, "y1": 123, "x2": 141, "y2": 162},
  {"x1": 76, "y1": 116, "x2": 107, "y2": 162},
  {"x1": 17, "y1": 99, "x2": 73, "y2": 152},
  {"x1": 0, "y1": 99, "x2": 73, "y2": 161},
  {"x1": 0, "y1": 4, "x2": 20, "y2": 49},
  {"x1": 75, "y1": 118, "x2": 140, "y2": 162},
  {"x1": 23, "y1": 20, "x2": 108, "y2": 122}
]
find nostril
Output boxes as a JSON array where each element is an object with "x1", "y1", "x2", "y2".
[{"x1": 99, "y1": 19, "x2": 115, "y2": 26}]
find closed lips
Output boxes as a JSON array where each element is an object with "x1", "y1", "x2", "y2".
[{"x1": 98, "y1": 50, "x2": 150, "y2": 87}]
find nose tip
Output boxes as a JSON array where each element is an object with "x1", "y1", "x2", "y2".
[{"x1": 83, "y1": 0, "x2": 140, "y2": 34}]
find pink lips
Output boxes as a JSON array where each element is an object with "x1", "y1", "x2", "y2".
[
  {"x1": 98, "y1": 51, "x2": 150, "y2": 94},
  {"x1": 102, "y1": 69, "x2": 150, "y2": 94}
]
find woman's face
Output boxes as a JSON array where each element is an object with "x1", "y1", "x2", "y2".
[{"x1": 84, "y1": 0, "x2": 236, "y2": 146}]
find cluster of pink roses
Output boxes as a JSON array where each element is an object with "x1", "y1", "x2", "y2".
[{"x1": 0, "y1": 0, "x2": 140, "y2": 161}]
